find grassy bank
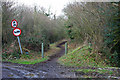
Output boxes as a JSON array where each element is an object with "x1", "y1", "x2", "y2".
[
  {"x1": 74, "y1": 69, "x2": 114, "y2": 75},
  {"x1": 58, "y1": 43, "x2": 109, "y2": 68},
  {"x1": 3, "y1": 57, "x2": 48, "y2": 64}
]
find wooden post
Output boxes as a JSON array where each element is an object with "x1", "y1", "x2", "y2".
[
  {"x1": 65, "y1": 42, "x2": 68, "y2": 55},
  {"x1": 41, "y1": 43, "x2": 44, "y2": 58}
]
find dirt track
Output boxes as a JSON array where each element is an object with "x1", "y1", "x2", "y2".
[
  {"x1": 2, "y1": 41, "x2": 120, "y2": 79},
  {"x1": 2, "y1": 41, "x2": 77, "y2": 78}
]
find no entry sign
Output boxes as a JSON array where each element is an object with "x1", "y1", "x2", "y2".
[
  {"x1": 13, "y1": 28, "x2": 21, "y2": 36},
  {"x1": 11, "y1": 19, "x2": 18, "y2": 28}
]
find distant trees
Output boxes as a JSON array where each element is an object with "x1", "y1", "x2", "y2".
[
  {"x1": 64, "y1": 2, "x2": 114, "y2": 49},
  {"x1": 104, "y1": 2, "x2": 120, "y2": 66},
  {"x1": 17, "y1": 5, "x2": 66, "y2": 51},
  {"x1": 2, "y1": 0, "x2": 120, "y2": 66},
  {"x1": 2, "y1": 1, "x2": 17, "y2": 47},
  {"x1": 63, "y1": 2, "x2": 119, "y2": 66},
  {"x1": 0, "y1": 1, "x2": 2, "y2": 48},
  {"x1": 2, "y1": 0, "x2": 66, "y2": 52}
]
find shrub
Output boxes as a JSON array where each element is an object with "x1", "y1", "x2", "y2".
[{"x1": 21, "y1": 36, "x2": 50, "y2": 52}]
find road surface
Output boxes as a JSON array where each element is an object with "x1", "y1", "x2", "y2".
[
  {"x1": 2, "y1": 42, "x2": 120, "y2": 79},
  {"x1": 2, "y1": 42, "x2": 77, "y2": 78}
]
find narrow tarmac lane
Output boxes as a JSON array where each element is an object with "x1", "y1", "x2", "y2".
[{"x1": 2, "y1": 42, "x2": 77, "y2": 78}]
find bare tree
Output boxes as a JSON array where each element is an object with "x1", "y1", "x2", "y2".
[
  {"x1": 2, "y1": 1, "x2": 17, "y2": 47},
  {"x1": 63, "y1": 2, "x2": 116, "y2": 51}
]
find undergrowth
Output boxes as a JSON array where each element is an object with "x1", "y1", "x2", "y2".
[{"x1": 2, "y1": 42, "x2": 60, "y2": 64}]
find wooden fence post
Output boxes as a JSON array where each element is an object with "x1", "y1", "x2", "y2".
[{"x1": 41, "y1": 43, "x2": 44, "y2": 58}]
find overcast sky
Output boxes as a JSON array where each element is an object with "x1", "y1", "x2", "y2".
[
  {"x1": 13, "y1": 0, "x2": 119, "y2": 16},
  {"x1": 14, "y1": 0, "x2": 75, "y2": 16}
]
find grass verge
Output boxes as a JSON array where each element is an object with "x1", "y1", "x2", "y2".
[
  {"x1": 58, "y1": 44, "x2": 109, "y2": 68},
  {"x1": 3, "y1": 42, "x2": 60, "y2": 64},
  {"x1": 74, "y1": 69, "x2": 114, "y2": 75},
  {"x1": 3, "y1": 57, "x2": 48, "y2": 64}
]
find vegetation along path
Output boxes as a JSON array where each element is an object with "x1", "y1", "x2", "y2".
[
  {"x1": 2, "y1": 41, "x2": 120, "y2": 79},
  {"x1": 2, "y1": 41, "x2": 77, "y2": 78}
]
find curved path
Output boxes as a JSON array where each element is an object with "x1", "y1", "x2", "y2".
[
  {"x1": 2, "y1": 42, "x2": 77, "y2": 78},
  {"x1": 2, "y1": 41, "x2": 120, "y2": 79}
]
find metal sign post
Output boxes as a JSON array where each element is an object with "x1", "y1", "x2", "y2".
[
  {"x1": 17, "y1": 36, "x2": 23, "y2": 54},
  {"x1": 13, "y1": 28, "x2": 23, "y2": 54},
  {"x1": 12, "y1": 19, "x2": 23, "y2": 54}
]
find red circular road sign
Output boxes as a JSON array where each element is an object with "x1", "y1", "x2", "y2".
[
  {"x1": 13, "y1": 28, "x2": 21, "y2": 37},
  {"x1": 11, "y1": 19, "x2": 18, "y2": 28}
]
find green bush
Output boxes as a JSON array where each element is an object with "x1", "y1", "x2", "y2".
[
  {"x1": 20, "y1": 54, "x2": 32, "y2": 59},
  {"x1": 109, "y1": 51, "x2": 119, "y2": 66},
  {"x1": 104, "y1": 2, "x2": 120, "y2": 67},
  {"x1": 2, "y1": 50, "x2": 20, "y2": 60},
  {"x1": 21, "y1": 36, "x2": 50, "y2": 52},
  {"x1": 2, "y1": 52, "x2": 9, "y2": 59},
  {"x1": 11, "y1": 51, "x2": 20, "y2": 59}
]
